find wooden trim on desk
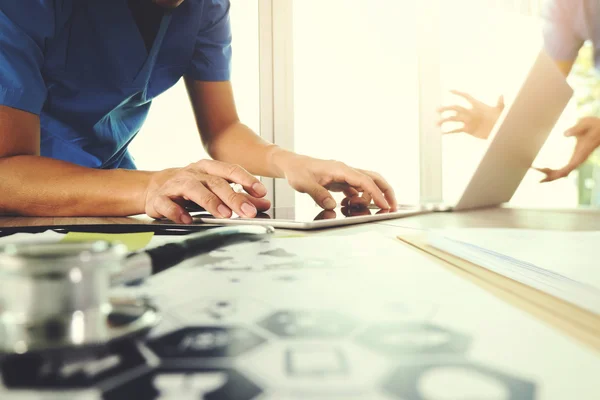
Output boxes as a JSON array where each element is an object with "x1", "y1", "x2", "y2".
[
  {"x1": 397, "y1": 233, "x2": 600, "y2": 353},
  {"x1": 0, "y1": 216, "x2": 213, "y2": 235},
  {"x1": 500, "y1": 205, "x2": 600, "y2": 214}
]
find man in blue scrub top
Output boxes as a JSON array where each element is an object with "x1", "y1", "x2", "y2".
[
  {"x1": 0, "y1": 0, "x2": 397, "y2": 223},
  {"x1": 438, "y1": 0, "x2": 600, "y2": 183}
]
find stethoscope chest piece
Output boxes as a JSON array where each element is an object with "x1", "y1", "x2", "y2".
[{"x1": 0, "y1": 241, "x2": 160, "y2": 355}]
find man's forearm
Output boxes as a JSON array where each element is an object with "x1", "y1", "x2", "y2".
[
  {"x1": 0, "y1": 155, "x2": 152, "y2": 217},
  {"x1": 205, "y1": 122, "x2": 297, "y2": 178}
]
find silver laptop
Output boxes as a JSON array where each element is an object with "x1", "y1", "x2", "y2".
[
  {"x1": 451, "y1": 49, "x2": 573, "y2": 210},
  {"x1": 188, "y1": 49, "x2": 573, "y2": 230}
]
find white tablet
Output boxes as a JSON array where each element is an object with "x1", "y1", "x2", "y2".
[{"x1": 188, "y1": 204, "x2": 426, "y2": 230}]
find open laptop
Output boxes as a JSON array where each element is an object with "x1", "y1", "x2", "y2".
[{"x1": 188, "y1": 49, "x2": 573, "y2": 230}]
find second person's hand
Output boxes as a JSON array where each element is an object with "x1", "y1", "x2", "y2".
[
  {"x1": 144, "y1": 159, "x2": 271, "y2": 224},
  {"x1": 438, "y1": 90, "x2": 504, "y2": 139},
  {"x1": 535, "y1": 117, "x2": 600, "y2": 182}
]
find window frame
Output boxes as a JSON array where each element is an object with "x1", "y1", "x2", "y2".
[
  {"x1": 258, "y1": 0, "x2": 296, "y2": 208},
  {"x1": 417, "y1": 0, "x2": 444, "y2": 204},
  {"x1": 262, "y1": 0, "x2": 444, "y2": 208}
]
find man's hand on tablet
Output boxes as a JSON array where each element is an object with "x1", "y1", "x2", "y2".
[
  {"x1": 144, "y1": 160, "x2": 271, "y2": 224},
  {"x1": 273, "y1": 153, "x2": 398, "y2": 212}
]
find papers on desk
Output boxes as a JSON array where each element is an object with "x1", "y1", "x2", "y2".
[{"x1": 428, "y1": 229, "x2": 600, "y2": 316}]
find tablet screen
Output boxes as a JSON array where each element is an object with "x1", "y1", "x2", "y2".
[
  {"x1": 247, "y1": 204, "x2": 410, "y2": 222},
  {"x1": 189, "y1": 202, "x2": 424, "y2": 229}
]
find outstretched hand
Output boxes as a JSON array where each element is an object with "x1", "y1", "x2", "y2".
[
  {"x1": 438, "y1": 90, "x2": 504, "y2": 139},
  {"x1": 535, "y1": 117, "x2": 600, "y2": 182}
]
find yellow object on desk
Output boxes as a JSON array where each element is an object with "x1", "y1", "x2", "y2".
[{"x1": 60, "y1": 231, "x2": 154, "y2": 251}]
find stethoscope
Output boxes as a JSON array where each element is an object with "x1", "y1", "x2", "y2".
[{"x1": 0, "y1": 225, "x2": 274, "y2": 355}]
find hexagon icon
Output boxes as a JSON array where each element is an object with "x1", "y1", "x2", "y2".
[
  {"x1": 236, "y1": 341, "x2": 392, "y2": 395},
  {"x1": 0, "y1": 340, "x2": 154, "y2": 391},
  {"x1": 0, "y1": 388, "x2": 105, "y2": 399},
  {"x1": 382, "y1": 360, "x2": 536, "y2": 400},
  {"x1": 147, "y1": 311, "x2": 186, "y2": 340},
  {"x1": 355, "y1": 322, "x2": 471, "y2": 357},
  {"x1": 148, "y1": 326, "x2": 267, "y2": 367},
  {"x1": 258, "y1": 310, "x2": 358, "y2": 338},
  {"x1": 104, "y1": 368, "x2": 263, "y2": 400},
  {"x1": 257, "y1": 391, "x2": 396, "y2": 400}
]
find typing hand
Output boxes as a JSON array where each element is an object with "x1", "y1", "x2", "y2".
[
  {"x1": 144, "y1": 160, "x2": 271, "y2": 224},
  {"x1": 535, "y1": 117, "x2": 600, "y2": 183},
  {"x1": 275, "y1": 154, "x2": 397, "y2": 211}
]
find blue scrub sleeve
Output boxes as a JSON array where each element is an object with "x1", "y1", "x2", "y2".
[
  {"x1": 541, "y1": 0, "x2": 585, "y2": 62},
  {"x1": 186, "y1": 0, "x2": 232, "y2": 81},
  {"x1": 0, "y1": 1, "x2": 53, "y2": 115}
]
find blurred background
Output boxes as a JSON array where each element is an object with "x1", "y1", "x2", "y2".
[{"x1": 129, "y1": 0, "x2": 600, "y2": 208}]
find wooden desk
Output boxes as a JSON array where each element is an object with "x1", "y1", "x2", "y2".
[
  {"x1": 0, "y1": 216, "x2": 147, "y2": 229},
  {"x1": 0, "y1": 207, "x2": 598, "y2": 397},
  {"x1": 382, "y1": 206, "x2": 600, "y2": 231},
  {"x1": 1, "y1": 208, "x2": 599, "y2": 343},
  {"x1": 1, "y1": 206, "x2": 598, "y2": 230}
]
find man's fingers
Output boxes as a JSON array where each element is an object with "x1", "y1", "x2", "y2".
[
  {"x1": 349, "y1": 191, "x2": 372, "y2": 208},
  {"x1": 341, "y1": 194, "x2": 370, "y2": 208},
  {"x1": 334, "y1": 166, "x2": 389, "y2": 209},
  {"x1": 341, "y1": 206, "x2": 370, "y2": 217},
  {"x1": 346, "y1": 195, "x2": 370, "y2": 208},
  {"x1": 152, "y1": 196, "x2": 193, "y2": 224},
  {"x1": 341, "y1": 187, "x2": 369, "y2": 208},
  {"x1": 358, "y1": 169, "x2": 397, "y2": 209},
  {"x1": 184, "y1": 180, "x2": 266, "y2": 218},
  {"x1": 342, "y1": 187, "x2": 360, "y2": 198},
  {"x1": 298, "y1": 181, "x2": 337, "y2": 210},
  {"x1": 202, "y1": 176, "x2": 258, "y2": 218},
  {"x1": 148, "y1": 160, "x2": 270, "y2": 221},
  {"x1": 360, "y1": 192, "x2": 373, "y2": 204},
  {"x1": 193, "y1": 159, "x2": 267, "y2": 198},
  {"x1": 178, "y1": 180, "x2": 233, "y2": 218},
  {"x1": 240, "y1": 192, "x2": 272, "y2": 212}
]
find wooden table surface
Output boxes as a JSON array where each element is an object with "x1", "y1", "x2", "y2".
[
  {"x1": 380, "y1": 206, "x2": 600, "y2": 231},
  {"x1": 3, "y1": 206, "x2": 598, "y2": 230},
  {"x1": 0, "y1": 208, "x2": 598, "y2": 355}
]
